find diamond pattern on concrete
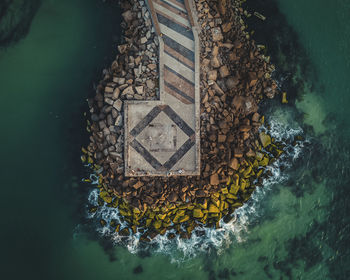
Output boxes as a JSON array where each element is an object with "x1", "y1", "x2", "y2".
[{"x1": 125, "y1": 103, "x2": 197, "y2": 176}]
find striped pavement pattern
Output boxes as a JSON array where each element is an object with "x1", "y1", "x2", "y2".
[{"x1": 149, "y1": 0, "x2": 196, "y2": 104}]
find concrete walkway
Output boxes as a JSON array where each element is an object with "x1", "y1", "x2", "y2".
[{"x1": 124, "y1": 0, "x2": 200, "y2": 176}]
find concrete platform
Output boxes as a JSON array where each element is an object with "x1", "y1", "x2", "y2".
[{"x1": 124, "y1": 0, "x2": 200, "y2": 176}]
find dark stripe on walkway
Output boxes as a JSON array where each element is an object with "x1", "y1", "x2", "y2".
[
  {"x1": 159, "y1": 0, "x2": 187, "y2": 14},
  {"x1": 130, "y1": 106, "x2": 161, "y2": 137},
  {"x1": 163, "y1": 105, "x2": 195, "y2": 136},
  {"x1": 130, "y1": 140, "x2": 162, "y2": 170},
  {"x1": 174, "y1": 0, "x2": 185, "y2": 5},
  {"x1": 164, "y1": 81, "x2": 195, "y2": 104},
  {"x1": 164, "y1": 65, "x2": 195, "y2": 86},
  {"x1": 164, "y1": 45, "x2": 195, "y2": 70},
  {"x1": 163, "y1": 138, "x2": 195, "y2": 169},
  {"x1": 162, "y1": 35, "x2": 194, "y2": 62},
  {"x1": 156, "y1": 13, "x2": 194, "y2": 40}
]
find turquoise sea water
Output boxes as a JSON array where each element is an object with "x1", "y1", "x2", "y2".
[{"x1": 1, "y1": 0, "x2": 349, "y2": 279}]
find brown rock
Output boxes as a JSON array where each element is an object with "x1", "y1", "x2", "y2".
[
  {"x1": 246, "y1": 149, "x2": 256, "y2": 157},
  {"x1": 202, "y1": 58, "x2": 210, "y2": 67},
  {"x1": 234, "y1": 148, "x2": 243, "y2": 158},
  {"x1": 226, "y1": 134, "x2": 234, "y2": 143},
  {"x1": 209, "y1": 134, "x2": 216, "y2": 142},
  {"x1": 252, "y1": 112, "x2": 260, "y2": 122},
  {"x1": 196, "y1": 190, "x2": 207, "y2": 197},
  {"x1": 212, "y1": 45, "x2": 219, "y2": 57},
  {"x1": 229, "y1": 158, "x2": 239, "y2": 170},
  {"x1": 218, "y1": 0, "x2": 227, "y2": 16},
  {"x1": 168, "y1": 192, "x2": 178, "y2": 202},
  {"x1": 218, "y1": 134, "x2": 226, "y2": 142},
  {"x1": 207, "y1": 70, "x2": 218, "y2": 81},
  {"x1": 239, "y1": 125, "x2": 251, "y2": 132},
  {"x1": 212, "y1": 82, "x2": 225, "y2": 95},
  {"x1": 226, "y1": 77, "x2": 239, "y2": 89},
  {"x1": 148, "y1": 63, "x2": 157, "y2": 70},
  {"x1": 133, "y1": 181, "x2": 143, "y2": 190},
  {"x1": 222, "y1": 22, "x2": 232, "y2": 33},
  {"x1": 229, "y1": 52, "x2": 238, "y2": 61},
  {"x1": 210, "y1": 173, "x2": 219, "y2": 185},
  {"x1": 134, "y1": 56, "x2": 141, "y2": 65},
  {"x1": 210, "y1": 56, "x2": 221, "y2": 68},
  {"x1": 232, "y1": 95, "x2": 244, "y2": 110},
  {"x1": 219, "y1": 65, "x2": 230, "y2": 78},
  {"x1": 248, "y1": 72, "x2": 258, "y2": 87},
  {"x1": 244, "y1": 97, "x2": 258, "y2": 115}
]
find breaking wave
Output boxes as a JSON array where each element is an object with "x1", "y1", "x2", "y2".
[{"x1": 83, "y1": 106, "x2": 306, "y2": 262}]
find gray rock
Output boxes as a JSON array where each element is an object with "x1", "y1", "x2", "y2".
[
  {"x1": 122, "y1": 85, "x2": 134, "y2": 96},
  {"x1": 105, "y1": 97, "x2": 114, "y2": 105},
  {"x1": 113, "y1": 88, "x2": 120, "y2": 100},
  {"x1": 113, "y1": 77, "x2": 125, "y2": 85},
  {"x1": 103, "y1": 105, "x2": 112, "y2": 114},
  {"x1": 146, "y1": 79, "x2": 155, "y2": 89},
  {"x1": 122, "y1": 10, "x2": 134, "y2": 23},
  {"x1": 107, "y1": 145, "x2": 115, "y2": 152},
  {"x1": 103, "y1": 149, "x2": 109, "y2": 157},
  {"x1": 113, "y1": 99, "x2": 123, "y2": 111},
  {"x1": 91, "y1": 114, "x2": 99, "y2": 122},
  {"x1": 112, "y1": 108, "x2": 119, "y2": 119},
  {"x1": 135, "y1": 86, "x2": 144, "y2": 95},
  {"x1": 141, "y1": 37, "x2": 147, "y2": 44},
  {"x1": 103, "y1": 127, "x2": 111, "y2": 136},
  {"x1": 115, "y1": 115, "x2": 123, "y2": 127},
  {"x1": 99, "y1": 120, "x2": 106, "y2": 130},
  {"x1": 115, "y1": 144, "x2": 123, "y2": 153},
  {"x1": 226, "y1": 77, "x2": 240, "y2": 89},
  {"x1": 107, "y1": 134, "x2": 117, "y2": 145},
  {"x1": 107, "y1": 114, "x2": 113, "y2": 126}
]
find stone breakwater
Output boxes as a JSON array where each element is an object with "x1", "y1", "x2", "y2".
[{"x1": 82, "y1": 0, "x2": 296, "y2": 240}]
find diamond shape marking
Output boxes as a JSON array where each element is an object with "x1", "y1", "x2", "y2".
[{"x1": 129, "y1": 105, "x2": 195, "y2": 171}]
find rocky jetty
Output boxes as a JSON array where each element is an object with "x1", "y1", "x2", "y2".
[{"x1": 83, "y1": 0, "x2": 286, "y2": 240}]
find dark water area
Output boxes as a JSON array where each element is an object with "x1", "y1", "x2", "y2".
[
  {"x1": 0, "y1": 0, "x2": 42, "y2": 47},
  {"x1": 1, "y1": 0, "x2": 350, "y2": 279},
  {"x1": 0, "y1": 0, "x2": 121, "y2": 278}
]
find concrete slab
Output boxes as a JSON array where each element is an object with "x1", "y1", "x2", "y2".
[{"x1": 124, "y1": 0, "x2": 200, "y2": 176}]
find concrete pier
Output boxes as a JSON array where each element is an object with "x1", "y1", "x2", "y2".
[{"x1": 124, "y1": 0, "x2": 200, "y2": 176}]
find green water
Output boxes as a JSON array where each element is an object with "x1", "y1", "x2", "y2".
[{"x1": 1, "y1": 0, "x2": 349, "y2": 279}]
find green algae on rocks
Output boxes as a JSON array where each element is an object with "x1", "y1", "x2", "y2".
[{"x1": 82, "y1": 128, "x2": 289, "y2": 240}]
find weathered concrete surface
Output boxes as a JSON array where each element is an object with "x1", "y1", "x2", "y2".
[{"x1": 125, "y1": 0, "x2": 200, "y2": 176}]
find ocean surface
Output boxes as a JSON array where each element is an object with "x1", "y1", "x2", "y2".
[{"x1": 0, "y1": 0, "x2": 349, "y2": 279}]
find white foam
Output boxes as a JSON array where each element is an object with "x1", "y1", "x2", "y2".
[{"x1": 83, "y1": 107, "x2": 306, "y2": 261}]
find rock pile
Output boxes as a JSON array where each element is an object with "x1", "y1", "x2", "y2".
[
  {"x1": 195, "y1": 0, "x2": 280, "y2": 186},
  {"x1": 85, "y1": 0, "x2": 161, "y2": 201},
  {"x1": 83, "y1": 0, "x2": 285, "y2": 239}
]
